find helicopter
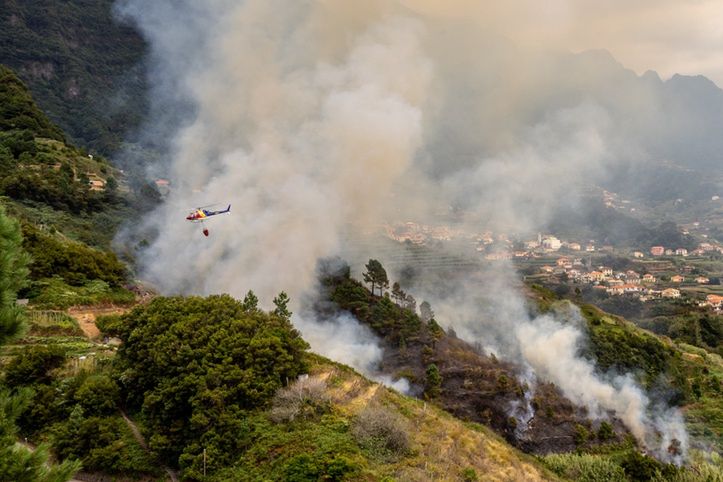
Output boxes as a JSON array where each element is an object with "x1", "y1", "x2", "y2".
[{"x1": 185, "y1": 204, "x2": 231, "y2": 236}]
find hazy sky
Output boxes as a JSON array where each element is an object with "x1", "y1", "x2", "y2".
[{"x1": 402, "y1": 0, "x2": 723, "y2": 86}]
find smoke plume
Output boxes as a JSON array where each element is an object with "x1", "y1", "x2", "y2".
[{"x1": 115, "y1": 0, "x2": 698, "y2": 461}]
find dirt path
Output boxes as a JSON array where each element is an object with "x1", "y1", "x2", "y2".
[
  {"x1": 67, "y1": 306, "x2": 133, "y2": 339},
  {"x1": 120, "y1": 410, "x2": 178, "y2": 482}
]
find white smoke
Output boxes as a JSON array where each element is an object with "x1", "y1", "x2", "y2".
[
  {"x1": 116, "y1": 0, "x2": 691, "y2": 461},
  {"x1": 295, "y1": 311, "x2": 410, "y2": 393}
]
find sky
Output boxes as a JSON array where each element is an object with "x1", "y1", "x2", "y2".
[{"x1": 402, "y1": 0, "x2": 723, "y2": 86}]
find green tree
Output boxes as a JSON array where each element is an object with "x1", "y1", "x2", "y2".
[
  {"x1": 597, "y1": 421, "x2": 614, "y2": 441},
  {"x1": 273, "y1": 291, "x2": 292, "y2": 320},
  {"x1": 363, "y1": 259, "x2": 388, "y2": 296},
  {"x1": 425, "y1": 363, "x2": 442, "y2": 400},
  {"x1": 4, "y1": 345, "x2": 66, "y2": 387},
  {"x1": 0, "y1": 206, "x2": 79, "y2": 480},
  {"x1": 0, "y1": 205, "x2": 29, "y2": 345},
  {"x1": 242, "y1": 290, "x2": 259, "y2": 312},
  {"x1": 112, "y1": 295, "x2": 309, "y2": 473}
]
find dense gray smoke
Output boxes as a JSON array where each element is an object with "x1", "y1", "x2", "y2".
[{"x1": 115, "y1": 0, "x2": 701, "y2": 461}]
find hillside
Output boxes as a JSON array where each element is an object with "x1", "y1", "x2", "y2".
[
  {"x1": 0, "y1": 291, "x2": 558, "y2": 481},
  {"x1": 317, "y1": 266, "x2": 629, "y2": 455},
  {"x1": 0, "y1": 0, "x2": 146, "y2": 154},
  {"x1": 316, "y1": 260, "x2": 722, "y2": 479},
  {"x1": 0, "y1": 64, "x2": 149, "y2": 309}
]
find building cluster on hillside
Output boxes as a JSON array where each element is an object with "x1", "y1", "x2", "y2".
[
  {"x1": 701, "y1": 294, "x2": 723, "y2": 313},
  {"x1": 539, "y1": 259, "x2": 689, "y2": 301},
  {"x1": 383, "y1": 222, "x2": 723, "y2": 264}
]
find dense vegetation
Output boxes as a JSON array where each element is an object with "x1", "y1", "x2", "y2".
[
  {"x1": 0, "y1": 205, "x2": 80, "y2": 481},
  {"x1": 0, "y1": 1, "x2": 147, "y2": 154},
  {"x1": 0, "y1": 64, "x2": 161, "y2": 308},
  {"x1": 0, "y1": 65, "x2": 122, "y2": 215},
  {"x1": 101, "y1": 295, "x2": 310, "y2": 476}
]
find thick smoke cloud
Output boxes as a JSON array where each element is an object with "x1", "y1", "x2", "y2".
[{"x1": 116, "y1": 0, "x2": 697, "y2": 461}]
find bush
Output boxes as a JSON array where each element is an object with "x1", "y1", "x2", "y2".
[
  {"x1": 284, "y1": 453, "x2": 358, "y2": 482},
  {"x1": 597, "y1": 421, "x2": 614, "y2": 441},
  {"x1": 4, "y1": 345, "x2": 66, "y2": 387},
  {"x1": 543, "y1": 453, "x2": 626, "y2": 482},
  {"x1": 351, "y1": 405, "x2": 410, "y2": 458},
  {"x1": 74, "y1": 375, "x2": 119, "y2": 416},
  {"x1": 574, "y1": 423, "x2": 590, "y2": 445},
  {"x1": 461, "y1": 467, "x2": 478, "y2": 481},
  {"x1": 270, "y1": 376, "x2": 330, "y2": 423}
]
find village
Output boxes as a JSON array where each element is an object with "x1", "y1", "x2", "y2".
[{"x1": 382, "y1": 221, "x2": 723, "y2": 313}]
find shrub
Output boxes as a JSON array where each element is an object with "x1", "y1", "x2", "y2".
[
  {"x1": 74, "y1": 375, "x2": 120, "y2": 416},
  {"x1": 351, "y1": 404, "x2": 410, "y2": 458},
  {"x1": 4, "y1": 345, "x2": 66, "y2": 387},
  {"x1": 461, "y1": 467, "x2": 478, "y2": 482},
  {"x1": 574, "y1": 424, "x2": 590, "y2": 445},
  {"x1": 284, "y1": 453, "x2": 358, "y2": 482},
  {"x1": 597, "y1": 421, "x2": 614, "y2": 441},
  {"x1": 543, "y1": 453, "x2": 626, "y2": 482},
  {"x1": 425, "y1": 363, "x2": 442, "y2": 399},
  {"x1": 269, "y1": 376, "x2": 330, "y2": 423}
]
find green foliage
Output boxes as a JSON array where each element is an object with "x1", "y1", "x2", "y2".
[
  {"x1": 242, "y1": 290, "x2": 259, "y2": 312},
  {"x1": 21, "y1": 223, "x2": 127, "y2": 287},
  {"x1": 0, "y1": 1, "x2": 146, "y2": 155},
  {"x1": 574, "y1": 423, "x2": 590, "y2": 446},
  {"x1": 597, "y1": 421, "x2": 614, "y2": 442},
  {"x1": 94, "y1": 313, "x2": 124, "y2": 337},
  {"x1": 207, "y1": 412, "x2": 367, "y2": 481},
  {"x1": 4, "y1": 345, "x2": 66, "y2": 387},
  {"x1": 50, "y1": 407, "x2": 157, "y2": 475},
  {"x1": 461, "y1": 467, "x2": 478, "y2": 482},
  {"x1": 620, "y1": 450, "x2": 670, "y2": 481},
  {"x1": 667, "y1": 314, "x2": 722, "y2": 355},
  {"x1": 273, "y1": 291, "x2": 292, "y2": 320},
  {"x1": 112, "y1": 295, "x2": 309, "y2": 471},
  {"x1": 26, "y1": 277, "x2": 134, "y2": 310},
  {"x1": 425, "y1": 363, "x2": 442, "y2": 400},
  {"x1": 542, "y1": 453, "x2": 627, "y2": 482},
  {"x1": 74, "y1": 375, "x2": 120, "y2": 416},
  {"x1": 363, "y1": 259, "x2": 389, "y2": 296},
  {"x1": 580, "y1": 305, "x2": 671, "y2": 388},
  {"x1": 329, "y1": 275, "x2": 422, "y2": 345},
  {"x1": 0, "y1": 392, "x2": 81, "y2": 482},
  {"x1": 284, "y1": 453, "x2": 358, "y2": 482},
  {"x1": 26, "y1": 310, "x2": 82, "y2": 336},
  {"x1": 0, "y1": 205, "x2": 30, "y2": 345},
  {"x1": 0, "y1": 66, "x2": 64, "y2": 141}
]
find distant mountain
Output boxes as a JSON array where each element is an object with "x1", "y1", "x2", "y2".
[{"x1": 0, "y1": 0, "x2": 147, "y2": 155}]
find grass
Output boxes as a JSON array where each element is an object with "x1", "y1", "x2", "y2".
[
  {"x1": 25, "y1": 309, "x2": 83, "y2": 336},
  {"x1": 211, "y1": 356, "x2": 558, "y2": 481},
  {"x1": 28, "y1": 277, "x2": 135, "y2": 310}
]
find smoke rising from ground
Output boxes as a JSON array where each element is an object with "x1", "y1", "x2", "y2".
[{"x1": 117, "y1": 0, "x2": 694, "y2": 460}]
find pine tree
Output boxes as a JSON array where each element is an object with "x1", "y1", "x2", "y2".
[
  {"x1": 0, "y1": 206, "x2": 80, "y2": 480},
  {"x1": 273, "y1": 291, "x2": 292, "y2": 320},
  {"x1": 363, "y1": 259, "x2": 388, "y2": 296},
  {"x1": 425, "y1": 363, "x2": 442, "y2": 400},
  {"x1": 242, "y1": 290, "x2": 259, "y2": 312},
  {"x1": 0, "y1": 205, "x2": 29, "y2": 345}
]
